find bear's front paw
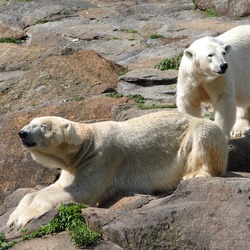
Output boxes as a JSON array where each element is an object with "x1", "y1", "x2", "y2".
[
  {"x1": 7, "y1": 192, "x2": 51, "y2": 229},
  {"x1": 231, "y1": 119, "x2": 250, "y2": 138},
  {"x1": 7, "y1": 202, "x2": 43, "y2": 229},
  {"x1": 7, "y1": 210, "x2": 32, "y2": 229}
]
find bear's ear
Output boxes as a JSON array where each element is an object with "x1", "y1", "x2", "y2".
[
  {"x1": 224, "y1": 44, "x2": 231, "y2": 53},
  {"x1": 184, "y1": 49, "x2": 194, "y2": 60}
]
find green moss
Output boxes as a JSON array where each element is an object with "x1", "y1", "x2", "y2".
[
  {"x1": 106, "y1": 93, "x2": 177, "y2": 110},
  {"x1": 140, "y1": 103, "x2": 177, "y2": 110},
  {"x1": 119, "y1": 67, "x2": 129, "y2": 76},
  {"x1": 155, "y1": 53, "x2": 183, "y2": 70},
  {"x1": 0, "y1": 233, "x2": 15, "y2": 250},
  {"x1": 127, "y1": 94, "x2": 145, "y2": 106},
  {"x1": 204, "y1": 8, "x2": 218, "y2": 17},
  {"x1": 119, "y1": 28, "x2": 138, "y2": 34},
  {"x1": 0, "y1": 37, "x2": 22, "y2": 44},
  {"x1": 150, "y1": 33, "x2": 164, "y2": 39},
  {"x1": 22, "y1": 204, "x2": 100, "y2": 248},
  {"x1": 106, "y1": 93, "x2": 124, "y2": 98}
]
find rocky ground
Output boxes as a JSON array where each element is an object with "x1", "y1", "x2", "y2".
[{"x1": 0, "y1": 0, "x2": 249, "y2": 249}]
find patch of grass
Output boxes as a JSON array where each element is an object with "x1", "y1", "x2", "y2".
[
  {"x1": 0, "y1": 37, "x2": 22, "y2": 44},
  {"x1": 204, "y1": 8, "x2": 218, "y2": 17},
  {"x1": 119, "y1": 28, "x2": 138, "y2": 34},
  {"x1": 119, "y1": 67, "x2": 129, "y2": 76},
  {"x1": 142, "y1": 103, "x2": 177, "y2": 110},
  {"x1": 150, "y1": 33, "x2": 164, "y2": 39},
  {"x1": 155, "y1": 53, "x2": 183, "y2": 70},
  {"x1": 18, "y1": 0, "x2": 33, "y2": 2},
  {"x1": 22, "y1": 203, "x2": 100, "y2": 248},
  {"x1": 127, "y1": 94, "x2": 145, "y2": 109},
  {"x1": 0, "y1": 233, "x2": 15, "y2": 250},
  {"x1": 106, "y1": 93, "x2": 124, "y2": 98},
  {"x1": 106, "y1": 93, "x2": 176, "y2": 110}
]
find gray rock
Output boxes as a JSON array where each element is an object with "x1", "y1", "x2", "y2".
[
  {"x1": 2, "y1": 176, "x2": 249, "y2": 249},
  {"x1": 84, "y1": 177, "x2": 250, "y2": 249},
  {"x1": 194, "y1": 0, "x2": 250, "y2": 17},
  {"x1": 0, "y1": 0, "x2": 97, "y2": 28},
  {"x1": 118, "y1": 69, "x2": 177, "y2": 103}
]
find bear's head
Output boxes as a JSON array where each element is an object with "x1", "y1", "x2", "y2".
[
  {"x1": 184, "y1": 37, "x2": 231, "y2": 79},
  {"x1": 18, "y1": 116, "x2": 88, "y2": 169}
]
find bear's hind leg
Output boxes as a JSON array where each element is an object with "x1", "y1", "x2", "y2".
[{"x1": 182, "y1": 120, "x2": 228, "y2": 180}]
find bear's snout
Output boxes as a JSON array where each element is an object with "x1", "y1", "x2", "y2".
[
  {"x1": 18, "y1": 130, "x2": 28, "y2": 139},
  {"x1": 18, "y1": 129, "x2": 36, "y2": 147},
  {"x1": 219, "y1": 63, "x2": 228, "y2": 73}
]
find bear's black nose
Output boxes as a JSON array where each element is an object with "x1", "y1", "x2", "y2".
[
  {"x1": 220, "y1": 63, "x2": 228, "y2": 71},
  {"x1": 18, "y1": 130, "x2": 28, "y2": 139}
]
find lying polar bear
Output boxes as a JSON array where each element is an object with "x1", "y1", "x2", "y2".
[
  {"x1": 8, "y1": 111, "x2": 227, "y2": 228},
  {"x1": 176, "y1": 25, "x2": 250, "y2": 139}
]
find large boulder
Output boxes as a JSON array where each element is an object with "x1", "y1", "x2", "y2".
[
  {"x1": 193, "y1": 0, "x2": 250, "y2": 17},
  {"x1": 0, "y1": 48, "x2": 123, "y2": 115},
  {"x1": 1, "y1": 177, "x2": 249, "y2": 249}
]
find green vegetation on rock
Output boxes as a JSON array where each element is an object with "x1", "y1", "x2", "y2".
[
  {"x1": 150, "y1": 33, "x2": 164, "y2": 39},
  {"x1": 0, "y1": 37, "x2": 22, "y2": 44},
  {"x1": 204, "y1": 8, "x2": 218, "y2": 17},
  {"x1": 155, "y1": 53, "x2": 183, "y2": 70},
  {"x1": 106, "y1": 93, "x2": 177, "y2": 110},
  {"x1": 22, "y1": 203, "x2": 100, "y2": 248},
  {"x1": 119, "y1": 28, "x2": 138, "y2": 34},
  {"x1": 0, "y1": 233, "x2": 15, "y2": 250}
]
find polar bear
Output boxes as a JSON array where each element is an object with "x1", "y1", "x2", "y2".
[
  {"x1": 176, "y1": 25, "x2": 250, "y2": 139},
  {"x1": 7, "y1": 111, "x2": 227, "y2": 228}
]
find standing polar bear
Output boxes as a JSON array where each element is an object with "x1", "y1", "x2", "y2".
[
  {"x1": 8, "y1": 111, "x2": 227, "y2": 228},
  {"x1": 177, "y1": 25, "x2": 250, "y2": 138}
]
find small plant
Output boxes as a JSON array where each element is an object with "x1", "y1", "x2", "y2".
[
  {"x1": 106, "y1": 93, "x2": 124, "y2": 98},
  {"x1": 0, "y1": 37, "x2": 22, "y2": 44},
  {"x1": 155, "y1": 53, "x2": 183, "y2": 70},
  {"x1": 22, "y1": 203, "x2": 100, "y2": 248},
  {"x1": 0, "y1": 233, "x2": 15, "y2": 250},
  {"x1": 119, "y1": 28, "x2": 138, "y2": 34},
  {"x1": 150, "y1": 33, "x2": 164, "y2": 39},
  {"x1": 106, "y1": 93, "x2": 177, "y2": 110},
  {"x1": 119, "y1": 67, "x2": 129, "y2": 76},
  {"x1": 138, "y1": 103, "x2": 177, "y2": 110},
  {"x1": 204, "y1": 8, "x2": 218, "y2": 17},
  {"x1": 127, "y1": 94, "x2": 145, "y2": 108},
  {"x1": 20, "y1": 228, "x2": 28, "y2": 233}
]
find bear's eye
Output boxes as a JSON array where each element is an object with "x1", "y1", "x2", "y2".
[
  {"x1": 41, "y1": 124, "x2": 51, "y2": 132},
  {"x1": 222, "y1": 51, "x2": 226, "y2": 55},
  {"x1": 207, "y1": 53, "x2": 214, "y2": 57}
]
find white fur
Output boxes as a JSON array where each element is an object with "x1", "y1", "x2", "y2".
[
  {"x1": 177, "y1": 25, "x2": 250, "y2": 138},
  {"x1": 7, "y1": 112, "x2": 227, "y2": 228}
]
